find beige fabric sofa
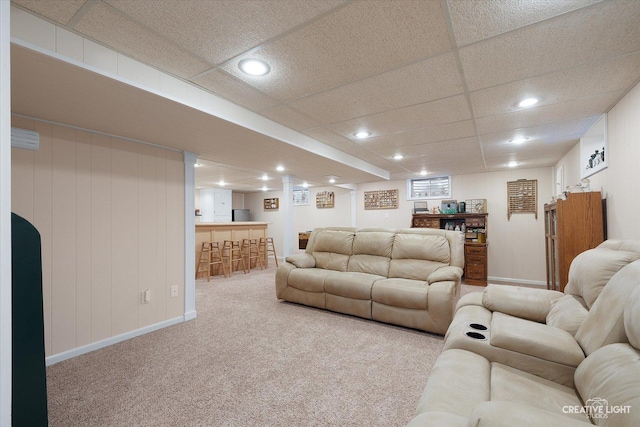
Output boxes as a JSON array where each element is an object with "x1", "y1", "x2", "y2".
[
  {"x1": 407, "y1": 240, "x2": 640, "y2": 426},
  {"x1": 275, "y1": 227, "x2": 465, "y2": 334}
]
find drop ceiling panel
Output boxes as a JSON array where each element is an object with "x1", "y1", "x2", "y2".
[
  {"x1": 447, "y1": 0, "x2": 600, "y2": 46},
  {"x1": 361, "y1": 120, "x2": 477, "y2": 152},
  {"x1": 12, "y1": 0, "x2": 86, "y2": 25},
  {"x1": 372, "y1": 136, "x2": 480, "y2": 159},
  {"x1": 470, "y1": 52, "x2": 640, "y2": 118},
  {"x1": 104, "y1": 0, "x2": 344, "y2": 66},
  {"x1": 459, "y1": 1, "x2": 640, "y2": 91},
  {"x1": 475, "y1": 91, "x2": 624, "y2": 136},
  {"x1": 329, "y1": 95, "x2": 472, "y2": 139},
  {"x1": 221, "y1": 0, "x2": 452, "y2": 100},
  {"x1": 192, "y1": 69, "x2": 280, "y2": 112},
  {"x1": 288, "y1": 52, "x2": 464, "y2": 124},
  {"x1": 73, "y1": 2, "x2": 212, "y2": 79}
]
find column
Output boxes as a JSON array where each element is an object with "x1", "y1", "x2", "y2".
[
  {"x1": 183, "y1": 151, "x2": 197, "y2": 321},
  {"x1": 281, "y1": 175, "x2": 294, "y2": 258}
]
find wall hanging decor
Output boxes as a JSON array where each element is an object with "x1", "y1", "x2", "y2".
[
  {"x1": 293, "y1": 188, "x2": 309, "y2": 206},
  {"x1": 580, "y1": 113, "x2": 608, "y2": 179},
  {"x1": 364, "y1": 189, "x2": 399, "y2": 210},
  {"x1": 507, "y1": 179, "x2": 537, "y2": 220},
  {"x1": 264, "y1": 198, "x2": 279, "y2": 210},
  {"x1": 316, "y1": 191, "x2": 335, "y2": 208}
]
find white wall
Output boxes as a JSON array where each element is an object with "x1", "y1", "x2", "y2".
[
  {"x1": 555, "y1": 81, "x2": 640, "y2": 240},
  {"x1": 11, "y1": 117, "x2": 186, "y2": 361}
]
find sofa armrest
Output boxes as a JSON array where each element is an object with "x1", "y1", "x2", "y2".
[
  {"x1": 455, "y1": 291, "x2": 484, "y2": 312},
  {"x1": 284, "y1": 253, "x2": 316, "y2": 268},
  {"x1": 427, "y1": 266, "x2": 463, "y2": 284},
  {"x1": 482, "y1": 284, "x2": 564, "y2": 323},
  {"x1": 275, "y1": 263, "x2": 297, "y2": 299},
  {"x1": 468, "y1": 401, "x2": 591, "y2": 427}
]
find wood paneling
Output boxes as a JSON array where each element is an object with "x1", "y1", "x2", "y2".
[{"x1": 11, "y1": 118, "x2": 185, "y2": 358}]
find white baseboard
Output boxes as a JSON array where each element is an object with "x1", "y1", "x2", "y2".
[
  {"x1": 46, "y1": 315, "x2": 188, "y2": 366},
  {"x1": 487, "y1": 276, "x2": 546, "y2": 287},
  {"x1": 184, "y1": 310, "x2": 197, "y2": 321}
]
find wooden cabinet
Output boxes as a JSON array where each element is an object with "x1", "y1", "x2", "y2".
[
  {"x1": 544, "y1": 192, "x2": 605, "y2": 291},
  {"x1": 412, "y1": 213, "x2": 488, "y2": 286}
]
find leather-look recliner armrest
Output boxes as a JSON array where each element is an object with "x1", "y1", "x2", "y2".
[
  {"x1": 468, "y1": 401, "x2": 591, "y2": 427},
  {"x1": 482, "y1": 284, "x2": 564, "y2": 323},
  {"x1": 284, "y1": 253, "x2": 316, "y2": 268},
  {"x1": 427, "y1": 266, "x2": 463, "y2": 284}
]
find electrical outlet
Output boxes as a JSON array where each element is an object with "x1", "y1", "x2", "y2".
[
  {"x1": 170, "y1": 285, "x2": 179, "y2": 298},
  {"x1": 141, "y1": 289, "x2": 151, "y2": 304}
]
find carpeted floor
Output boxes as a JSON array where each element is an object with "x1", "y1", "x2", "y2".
[{"x1": 46, "y1": 266, "x2": 483, "y2": 427}]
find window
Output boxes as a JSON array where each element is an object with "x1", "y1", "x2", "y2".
[{"x1": 407, "y1": 176, "x2": 451, "y2": 200}]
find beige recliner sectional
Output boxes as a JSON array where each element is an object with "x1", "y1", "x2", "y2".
[
  {"x1": 275, "y1": 227, "x2": 465, "y2": 334},
  {"x1": 408, "y1": 240, "x2": 640, "y2": 426}
]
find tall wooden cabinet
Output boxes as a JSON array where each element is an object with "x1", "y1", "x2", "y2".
[
  {"x1": 412, "y1": 213, "x2": 488, "y2": 286},
  {"x1": 544, "y1": 191, "x2": 605, "y2": 291}
]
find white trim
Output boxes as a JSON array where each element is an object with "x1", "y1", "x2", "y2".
[
  {"x1": 282, "y1": 175, "x2": 294, "y2": 258},
  {"x1": 45, "y1": 316, "x2": 185, "y2": 366},
  {"x1": 184, "y1": 152, "x2": 197, "y2": 322},
  {"x1": 0, "y1": 2, "x2": 12, "y2": 424},
  {"x1": 487, "y1": 276, "x2": 546, "y2": 287}
]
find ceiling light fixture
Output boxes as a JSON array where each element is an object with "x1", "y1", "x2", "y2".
[
  {"x1": 420, "y1": 170, "x2": 428, "y2": 176},
  {"x1": 276, "y1": 165, "x2": 284, "y2": 172},
  {"x1": 354, "y1": 131, "x2": 371, "y2": 139},
  {"x1": 507, "y1": 161, "x2": 519, "y2": 168},
  {"x1": 262, "y1": 186, "x2": 268, "y2": 192},
  {"x1": 302, "y1": 182, "x2": 309, "y2": 188},
  {"x1": 261, "y1": 174, "x2": 269, "y2": 181},
  {"x1": 518, "y1": 98, "x2": 538, "y2": 108},
  {"x1": 329, "y1": 178, "x2": 336, "y2": 184},
  {"x1": 238, "y1": 58, "x2": 271, "y2": 76},
  {"x1": 218, "y1": 180, "x2": 226, "y2": 186},
  {"x1": 509, "y1": 137, "x2": 529, "y2": 144},
  {"x1": 393, "y1": 154, "x2": 404, "y2": 160}
]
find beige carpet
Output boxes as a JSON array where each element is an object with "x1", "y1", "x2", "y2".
[{"x1": 46, "y1": 266, "x2": 483, "y2": 426}]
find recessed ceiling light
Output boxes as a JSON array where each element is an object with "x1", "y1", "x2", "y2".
[
  {"x1": 238, "y1": 58, "x2": 271, "y2": 76},
  {"x1": 262, "y1": 186, "x2": 268, "y2": 192},
  {"x1": 302, "y1": 182, "x2": 309, "y2": 188},
  {"x1": 420, "y1": 170, "x2": 428, "y2": 176},
  {"x1": 354, "y1": 131, "x2": 371, "y2": 139},
  {"x1": 329, "y1": 178, "x2": 336, "y2": 184},
  {"x1": 509, "y1": 137, "x2": 529, "y2": 144},
  {"x1": 507, "y1": 161, "x2": 519, "y2": 168},
  {"x1": 261, "y1": 174, "x2": 269, "y2": 181},
  {"x1": 393, "y1": 154, "x2": 404, "y2": 160},
  {"x1": 276, "y1": 165, "x2": 284, "y2": 172},
  {"x1": 518, "y1": 98, "x2": 538, "y2": 108},
  {"x1": 195, "y1": 163, "x2": 202, "y2": 167},
  {"x1": 218, "y1": 180, "x2": 226, "y2": 186}
]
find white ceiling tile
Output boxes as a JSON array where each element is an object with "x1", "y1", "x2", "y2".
[
  {"x1": 288, "y1": 53, "x2": 464, "y2": 124},
  {"x1": 73, "y1": 2, "x2": 212, "y2": 79},
  {"x1": 13, "y1": 0, "x2": 86, "y2": 25},
  {"x1": 447, "y1": 0, "x2": 601, "y2": 46},
  {"x1": 192, "y1": 69, "x2": 280, "y2": 112},
  {"x1": 459, "y1": 1, "x2": 640, "y2": 90},
  {"x1": 361, "y1": 120, "x2": 477, "y2": 152},
  {"x1": 221, "y1": 0, "x2": 452, "y2": 100},
  {"x1": 105, "y1": 0, "x2": 344, "y2": 65},
  {"x1": 470, "y1": 52, "x2": 640, "y2": 118},
  {"x1": 329, "y1": 95, "x2": 472, "y2": 139},
  {"x1": 475, "y1": 91, "x2": 624, "y2": 135}
]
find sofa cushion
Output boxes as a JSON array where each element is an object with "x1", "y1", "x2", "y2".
[
  {"x1": 372, "y1": 278, "x2": 429, "y2": 310},
  {"x1": 546, "y1": 295, "x2": 589, "y2": 336},
  {"x1": 389, "y1": 259, "x2": 446, "y2": 281},
  {"x1": 576, "y1": 259, "x2": 640, "y2": 356},
  {"x1": 352, "y1": 231, "x2": 394, "y2": 257},
  {"x1": 312, "y1": 229, "x2": 355, "y2": 272},
  {"x1": 564, "y1": 248, "x2": 640, "y2": 308},
  {"x1": 348, "y1": 254, "x2": 390, "y2": 277},
  {"x1": 324, "y1": 271, "x2": 384, "y2": 300},
  {"x1": 391, "y1": 233, "x2": 450, "y2": 263},
  {"x1": 287, "y1": 268, "x2": 332, "y2": 293}
]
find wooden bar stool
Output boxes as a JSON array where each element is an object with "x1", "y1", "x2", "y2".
[
  {"x1": 242, "y1": 238, "x2": 264, "y2": 271},
  {"x1": 210, "y1": 242, "x2": 229, "y2": 278},
  {"x1": 259, "y1": 237, "x2": 278, "y2": 267},
  {"x1": 223, "y1": 240, "x2": 248, "y2": 274},
  {"x1": 196, "y1": 241, "x2": 212, "y2": 281}
]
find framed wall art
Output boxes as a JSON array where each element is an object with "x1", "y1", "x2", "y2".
[{"x1": 580, "y1": 113, "x2": 608, "y2": 179}]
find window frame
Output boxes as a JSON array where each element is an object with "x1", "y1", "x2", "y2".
[{"x1": 406, "y1": 176, "x2": 452, "y2": 200}]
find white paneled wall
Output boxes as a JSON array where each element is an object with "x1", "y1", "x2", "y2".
[
  {"x1": 556, "y1": 81, "x2": 640, "y2": 240},
  {"x1": 11, "y1": 117, "x2": 185, "y2": 358}
]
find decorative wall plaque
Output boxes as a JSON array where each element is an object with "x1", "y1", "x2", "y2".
[
  {"x1": 316, "y1": 191, "x2": 335, "y2": 208},
  {"x1": 507, "y1": 179, "x2": 537, "y2": 220},
  {"x1": 264, "y1": 198, "x2": 279, "y2": 210},
  {"x1": 364, "y1": 189, "x2": 399, "y2": 210}
]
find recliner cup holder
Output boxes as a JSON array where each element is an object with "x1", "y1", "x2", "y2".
[
  {"x1": 465, "y1": 331, "x2": 487, "y2": 340},
  {"x1": 468, "y1": 323, "x2": 488, "y2": 331}
]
